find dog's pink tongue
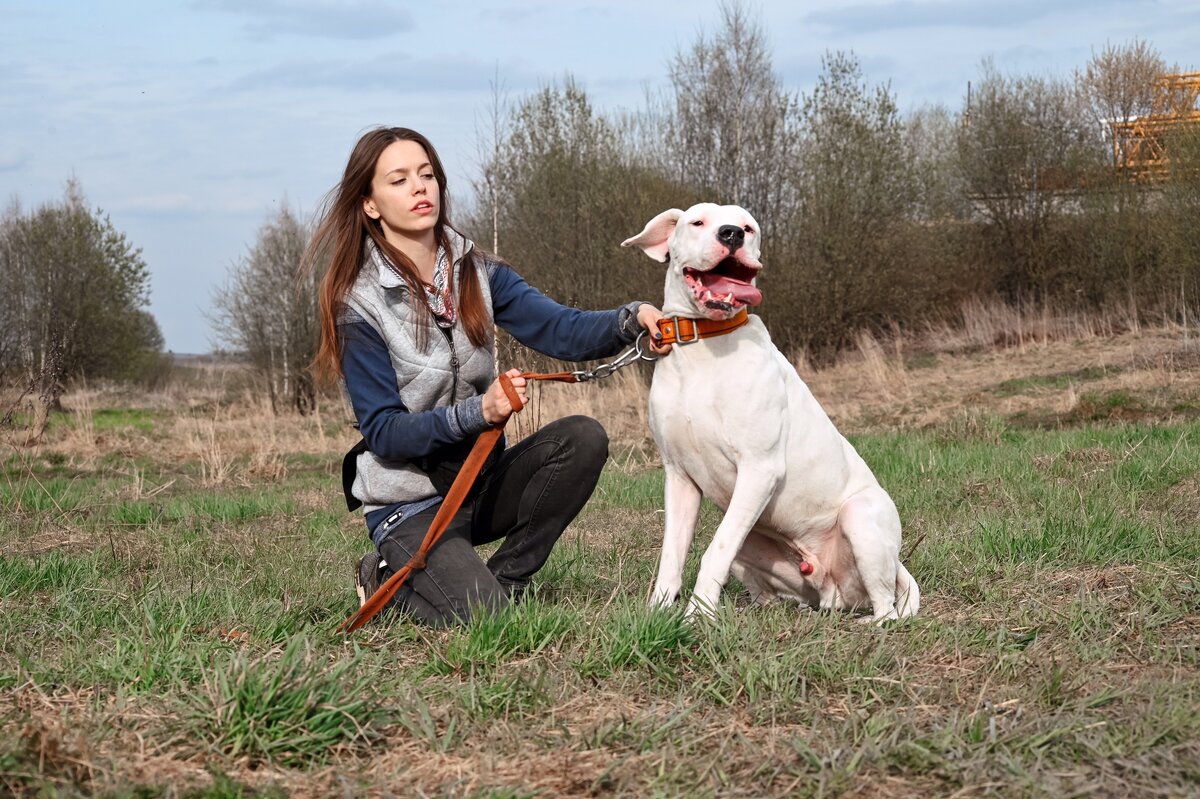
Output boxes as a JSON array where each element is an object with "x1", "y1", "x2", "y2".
[{"x1": 703, "y1": 274, "x2": 762, "y2": 307}]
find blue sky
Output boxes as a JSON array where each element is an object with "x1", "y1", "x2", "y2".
[{"x1": 2, "y1": 0, "x2": 1196, "y2": 353}]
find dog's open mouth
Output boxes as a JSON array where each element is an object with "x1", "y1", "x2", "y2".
[{"x1": 684, "y1": 258, "x2": 762, "y2": 312}]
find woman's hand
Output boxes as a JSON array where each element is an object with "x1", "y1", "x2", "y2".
[
  {"x1": 482, "y1": 368, "x2": 528, "y2": 425},
  {"x1": 637, "y1": 304, "x2": 673, "y2": 356}
]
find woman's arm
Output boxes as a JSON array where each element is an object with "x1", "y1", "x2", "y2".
[
  {"x1": 488, "y1": 261, "x2": 646, "y2": 361},
  {"x1": 339, "y1": 311, "x2": 491, "y2": 460}
]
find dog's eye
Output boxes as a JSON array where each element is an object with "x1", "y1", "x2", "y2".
[
  {"x1": 743, "y1": 225, "x2": 755, "y2": 234},
  {"x1": 690, "y1": 220, "x2": 704, "y2": 227}
]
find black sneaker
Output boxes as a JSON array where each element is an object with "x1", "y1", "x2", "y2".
[
  {"x1": 354, "y1": 552, "x2": 385, "y2": 607},
  {"x1": 499, "y1": 579, "x2": 529, "y2": 604}
]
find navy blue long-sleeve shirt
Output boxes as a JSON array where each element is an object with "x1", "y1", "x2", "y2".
[{"x1": 340, "y1": 260, "x2": 644, "y2": 464}]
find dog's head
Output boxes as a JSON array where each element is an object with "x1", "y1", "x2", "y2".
[{"x1": 621, "y1": 203, "x2": 762, "y2": 320}]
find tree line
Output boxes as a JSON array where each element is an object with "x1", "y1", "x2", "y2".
[
  {"x1": 463, "y1": 4, "x2": 1199, "y2": 364},
  {"x1": 6, "y1": 2, "x2": 1197, "y2": 419},
  {"x1": 214, "y1": 9, "x2": 1200, "y2": 405}
]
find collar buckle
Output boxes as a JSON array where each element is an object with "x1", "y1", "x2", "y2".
[{"x1": 671, "y1": 317, "x2": 701, "y2": 344}]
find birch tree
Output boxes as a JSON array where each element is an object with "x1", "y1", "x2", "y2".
[
  {"x1": 661, "y1": 0, "x2": 802, "y2": 234},
  {"x1": 211, "y1": 205, "x2": 317, "y2": 413}
]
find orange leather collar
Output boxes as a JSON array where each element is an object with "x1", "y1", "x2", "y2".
[{"x1": 656, "y1": 308, "x2": 749, "y2": 345}]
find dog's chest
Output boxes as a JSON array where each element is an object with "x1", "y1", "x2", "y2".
[{"x1": 648, "y1": 335, "x2": 786, "y2": 497}]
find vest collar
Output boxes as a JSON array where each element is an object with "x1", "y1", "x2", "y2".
[{"x1": 370, "y1": 228, "x2": 475, "y2": 289}]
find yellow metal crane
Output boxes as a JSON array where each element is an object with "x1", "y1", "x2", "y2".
[{"x1": 1112, "y1": 72, "x2": 1200, "y2": 180}]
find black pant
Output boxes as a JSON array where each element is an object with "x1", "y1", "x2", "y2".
[{"x1": 371, "y1": 415, "x2": 608, "y2": 627}]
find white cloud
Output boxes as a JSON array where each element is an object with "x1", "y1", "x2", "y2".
[
  {"x1": 111, "y1": 193, "x2": 195, "y2": 213},
  {"x1": 191, "y1": 0, "x2": 414, "y2": 41},
  {"x1": 0, "y1": 148, "x2": 28, "y2": 172},
  {"x1": 226, "y1": 52, "x2": 543, "y2": 95},
  {"x1": 804, "y1": 0, "x2": 1105, "y2": 34}
]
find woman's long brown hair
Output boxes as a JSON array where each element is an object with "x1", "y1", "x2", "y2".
[{"x1": 305, "y1": 127, "x2": 490, "y2": 385}]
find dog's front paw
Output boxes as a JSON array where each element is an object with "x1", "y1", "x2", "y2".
[
  {"x1": 684, "y1": 595, "x2": 718, "y2": 622},
  {"x1": 650, "y1": 584, "x2": 680, "y2": 610}
]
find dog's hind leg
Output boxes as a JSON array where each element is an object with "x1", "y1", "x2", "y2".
[
  {"x1": 731, "y1": 533, "x2": 782, "y2": 606},
  {"x1": 688, "y1": 467, "x2": 781, "y2": 618},
  {"x1": 650, "y1": 467, "x2": 703, "y2": 609},
  {"x1": 838, "y1": 489, "x2": 904, "y2": 623}
]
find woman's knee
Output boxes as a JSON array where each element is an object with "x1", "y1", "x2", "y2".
[
  {"x1": 442, "y1": 579, "x2": 509, "y2": 625},
  {"x1": 545, "y1": 415, "x2": 609, "y2": 470},
  {"x1": 410, "y1": 566, "x2": 510, "y2": 627}
]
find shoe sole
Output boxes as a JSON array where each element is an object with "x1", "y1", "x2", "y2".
[{"x1": 355, "y1": 556, "x2": 371, "y2": 608}]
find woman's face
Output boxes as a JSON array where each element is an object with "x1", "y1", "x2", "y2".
[{"x1": 363, "y1": 139, "x2": 440, "y2": 243}]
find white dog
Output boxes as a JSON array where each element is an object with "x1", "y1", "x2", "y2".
[{"x1": 622, "y1": 203, "x2": 920, "y2": 622}]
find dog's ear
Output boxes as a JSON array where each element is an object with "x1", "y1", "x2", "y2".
[{"x1": 621, "y1": 209, "x2": 683, "y2": 263}]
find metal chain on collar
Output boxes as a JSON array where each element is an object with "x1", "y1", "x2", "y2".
[{"x1": 569, "y1": 331, "x2": 661, "y2": 383}]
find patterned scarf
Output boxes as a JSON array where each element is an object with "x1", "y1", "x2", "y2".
[
  {"x1": 372, "y1": 242, "x2": 456, "y2": 328},
  {"x1": 423, "y1": 247, "x2": 456, "y2": 328}
]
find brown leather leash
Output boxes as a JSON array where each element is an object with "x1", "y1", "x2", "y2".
[
  {"x1": 338, "y1": 311, "x2": 751, "y2": 634},
  {"x1": 338, "y1": 370, "x2": 577, "y2": 633}
]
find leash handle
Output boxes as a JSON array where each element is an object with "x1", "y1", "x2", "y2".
[
  {"x1": 338, "y1": 371, "x2": 575, "y2": 633},
  {"x1": 499, "y1": 371, "x2": 525, "y2": 413}
]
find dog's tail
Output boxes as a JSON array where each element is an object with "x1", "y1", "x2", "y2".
[{"x1": 894, "y1": 562, "x2": 921, "y2": 618}]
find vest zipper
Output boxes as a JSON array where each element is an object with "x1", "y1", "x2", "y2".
[{"x1": 439, "y1": 325, "x2": 460, "y2": 399}]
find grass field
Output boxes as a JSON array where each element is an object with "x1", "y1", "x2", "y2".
[{"x1": 2, "y1": 322, "x2": 1199, "y2": 798}]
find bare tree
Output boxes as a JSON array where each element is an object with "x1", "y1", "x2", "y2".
[
  {"x1": 1075, "y1": 39, "x2": 1170, "y2": 168},
  {"x1": 662, "y1": 0, "x2": 802, "y2": 232},
  {"x1": 1155, "y1": 122, "x2": 1200, "y2": 319},
  {"x1": 479, "y1": 78, "x2": 623, "y2": 306},
  {"x1": 471, "y1": 64, "x2": 510, "y2": 257},
  {"x1": 211, "y1": 205, "x2": 317, "y2": 413},
  {"x1": 470, "y1": 66, "x2": 512, "y2": 376},
  {"x1": 905, "y1": 103, "x2": 968, "y2": 221},
  {"x1": 957, "y1": 61, "x2": 1101, "y2": 297},
  {"x1": 460, "y1": 76, "x2": 701, "y2": 372},
  {"x1": 1067, "y1": 43, "x2": 1173, "y2": 316},
  {"x1": 774, "y1": 51, "x2": 937, "y2": 353}
]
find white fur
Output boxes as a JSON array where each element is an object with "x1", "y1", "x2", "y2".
[{"x1": 622, "y1": 203, "x2": 920, "y2": 622}]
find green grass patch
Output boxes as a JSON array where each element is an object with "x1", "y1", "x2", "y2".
[
  {"x1": 182, "y1": 636, "x2": 383, "y2": 767},
  {"x1": 0, "y1": 473, "x2": 93, "y2": 514},
  {"x1": 428, "y1": 596, "x2": 580, "y2": 676},
  {"x1": 990, "y1": 366, "x2": 1111, "y2": 397},
  {"x1": 165, "y1": 491, "x2": 292, "y2": 523},
  {"x1": 3, "y1": 407, "x2": 1199, "y2": 796},
  {"x1": 577, "y1": 603, "x2": 696, "y2": 680},
  {"x1": 590, "y1": 467, "x2": 664, "y2": 510},
  {"x1": 90, "y1": 408, "x2": 159, "y2": 433},
  {"x1": 0, "y1": 550, "x2": 119, "y2": 595}
]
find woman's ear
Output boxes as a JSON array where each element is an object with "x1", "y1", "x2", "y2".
[{"x1": 363, "y1": 197, "x2": 380, "y2": 219}]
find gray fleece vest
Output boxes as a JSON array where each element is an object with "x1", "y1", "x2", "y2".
[{"x1": 342, "y1": 233, "x2": 495, "y2": 514}]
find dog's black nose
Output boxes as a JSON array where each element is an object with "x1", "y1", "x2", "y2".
[{"x1": 717, "y1": 225, "x2": 744, "y2": 250}]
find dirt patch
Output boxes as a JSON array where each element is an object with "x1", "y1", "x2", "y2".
[{"x1": 1142, "y1": 473, "x2": 1200, "y2": 525}]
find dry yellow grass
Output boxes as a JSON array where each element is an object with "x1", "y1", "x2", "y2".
[
  {"x1": 523, "y1": 312, "x2": 1200, "y2": 450},
  {"x1": 7, "y1": 302, "x2": 1199, "y2": 467}
]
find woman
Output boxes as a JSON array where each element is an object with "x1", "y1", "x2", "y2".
[{"x1": 307, "y1": 127, "x2": 669, "y2": 626}]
